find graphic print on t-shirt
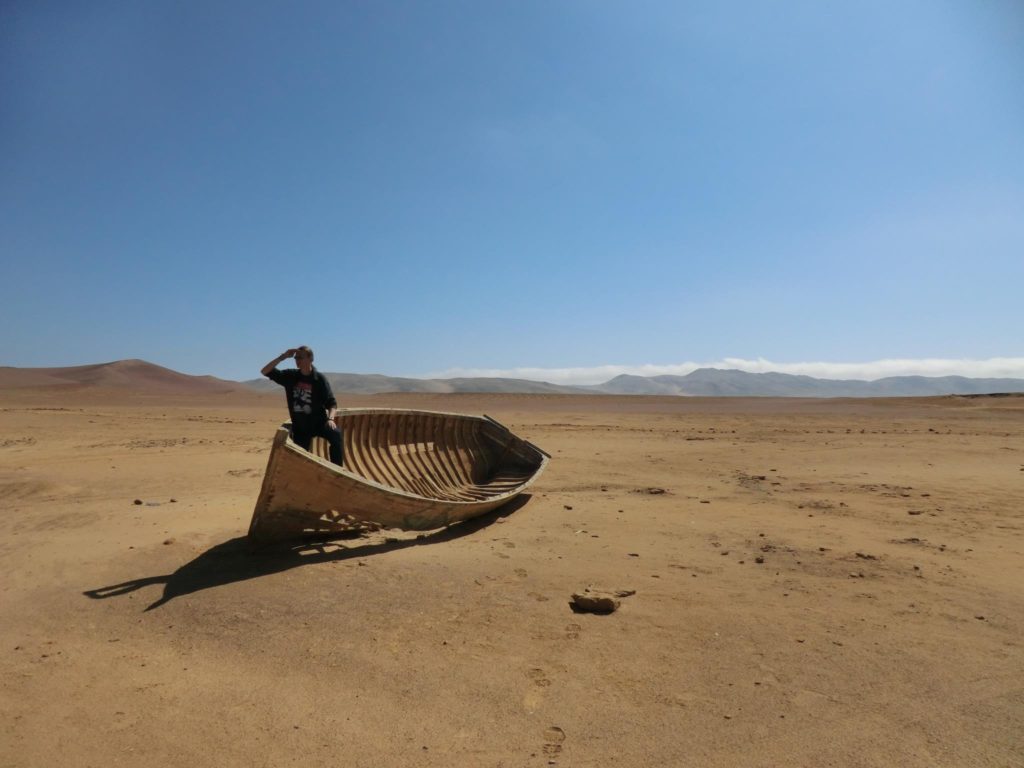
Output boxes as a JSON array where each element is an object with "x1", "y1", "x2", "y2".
[{"x1": 292, "y1": 381, "x2": 313, "y2": 415}]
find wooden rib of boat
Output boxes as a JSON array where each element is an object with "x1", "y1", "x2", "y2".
[{"x1": 248, "y1": 408, "x2": 550, "y2": 542}]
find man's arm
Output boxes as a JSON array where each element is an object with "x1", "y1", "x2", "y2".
[
  {"x1": 261, "y1": 349, "x2": 297, "y2": 377},
  {"x1": 322, "y1": 375, "x2": 338, "y2": 428}
]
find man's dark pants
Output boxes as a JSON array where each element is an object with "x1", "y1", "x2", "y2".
[{"x1": 292, "y1": 421, "x2": 343, "y2": 466}]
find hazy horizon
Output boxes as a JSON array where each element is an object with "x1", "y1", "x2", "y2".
[
  {"x1": 421, "y1": 356, "x2": 1024, "y2": 386},
  {"x1": 8, "y1": 355, "x2": 1024, "y2": 387}
]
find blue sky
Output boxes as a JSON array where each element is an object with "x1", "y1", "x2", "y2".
[{"x1": 2, "y1": 1, "x2": 1022, "y2": 383}]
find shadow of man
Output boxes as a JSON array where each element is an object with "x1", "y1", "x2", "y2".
[{"x1": 84, "y1": 496, "x2": 529, "y2": 611}]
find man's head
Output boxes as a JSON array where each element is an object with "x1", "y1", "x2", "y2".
[{"x1": 294, "y1": 345, "x2": 314, "y2": 374}]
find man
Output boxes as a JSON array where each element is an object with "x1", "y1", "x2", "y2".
[{"x1": 261, "y1": 346, "x2": 342, "y2": 465}]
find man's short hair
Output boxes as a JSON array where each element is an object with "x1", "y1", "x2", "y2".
[{"x1": 296, "y1": 345, "x2": 314, "y2": 360}]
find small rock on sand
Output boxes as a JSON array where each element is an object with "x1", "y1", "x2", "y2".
[
  {"x1": 571, "y1": 593, "x2": 619, "y2": 613},
  {"x1": 570, "y1": 588, "x2": 635, "y2": 614}
]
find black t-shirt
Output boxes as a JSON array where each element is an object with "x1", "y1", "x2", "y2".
[{"x1": 265, "y1": 367, "x2": 337, "y2": 432}]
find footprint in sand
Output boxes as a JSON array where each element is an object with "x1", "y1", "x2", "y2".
[
  {"x1": 514, "y1": 568, "x2": 528, "y2": 577},
  {"x1": 542, "y1": 726, "x2": 565, "y2": 756},
  {"x1": 523, "y1": 668, "x2": 552, "y2": 711},
  {"x1": 565, "y1": 623, "x2": 581, "y2": 639},
  {"x1": 527, "y1": 668, "x2": 552, "y2": 687}
]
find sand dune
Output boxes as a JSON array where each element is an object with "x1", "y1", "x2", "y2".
[
  {"x1": 0, "y1": 359, "x2": 253, "y2": 395},
  {"x1": 1, "y1": 388, "x2": 1021, "y2": 766}
]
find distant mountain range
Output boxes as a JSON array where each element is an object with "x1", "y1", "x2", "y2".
[
  {"x1": 244, "y1": 367, "x2": 1024, "y2": 398},
  {"x1": 243, "y1": 372, "x2": 592, "y2": 396},
  {"x1": 591, "y1": 370, "x2": 1024, "y2": 397},
  {"x1": 2, "y1": 360, "x2": 1021, "y2": 398}
]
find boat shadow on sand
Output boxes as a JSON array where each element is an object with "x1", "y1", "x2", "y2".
[{"x1": 83, "y1": 496, "x2": 531, "y2": 612}]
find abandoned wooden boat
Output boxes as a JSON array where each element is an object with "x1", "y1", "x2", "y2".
[{"x1": 248, "y1": 408, "x2": 550, "y2": 542}]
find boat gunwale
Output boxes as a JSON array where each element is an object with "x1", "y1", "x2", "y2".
[{"x1": 276, "y1": 407, "x2": 549, "y2": 506}]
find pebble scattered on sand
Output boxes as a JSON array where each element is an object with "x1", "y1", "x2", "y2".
[
  {"x1": 162, "y1": 538, "x2": 174, "y2": 545},
  {"x1": 133, "y1": 499, "x2": 142, "y2": 505}
]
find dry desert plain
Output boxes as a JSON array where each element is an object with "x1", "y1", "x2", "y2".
[{"x1": 1, "y1": 375, "x2": 1022, "y2": 767}]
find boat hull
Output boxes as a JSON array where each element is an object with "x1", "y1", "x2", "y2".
[{"x1": 248, "y1": 408, "x2": 549, "y2": 542}]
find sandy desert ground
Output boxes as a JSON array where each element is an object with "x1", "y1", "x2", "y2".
[{"x1": 1, "y1": 380, "x2": 1022, "y2": 767}]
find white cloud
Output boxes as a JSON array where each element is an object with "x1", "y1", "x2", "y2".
[{"x1": 421, "y1": 357, "x2": 1024, "y2": 386}]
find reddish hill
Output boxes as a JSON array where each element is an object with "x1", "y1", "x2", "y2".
[{"x1": 0, "y1": 359, "x2": 251, "y2": 395}]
